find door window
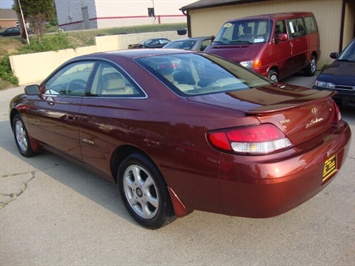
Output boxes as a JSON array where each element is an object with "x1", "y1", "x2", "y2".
[
  {"x1": 275, "y1": 20, "x2": 286, "y2": 35},
  {"x1": 288, "y1": 18, "x2": 306, "y2": 38},
  {"x1": 44, "y1": 61, "x2": 95, "y2": 96},
  {"x1": 90, "y1": 62, "x2": 143, "y2": 97}
]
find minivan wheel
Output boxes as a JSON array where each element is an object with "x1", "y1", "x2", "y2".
[
  {"x1": 304, "y1": 56, "x2": 316, "y2": 76},
  {"x1": 268, "y1": 70, "x2": 279, "y2": 82},
  {"x1": 117, "y1": 153, "x2": 175, "y2": 229}
]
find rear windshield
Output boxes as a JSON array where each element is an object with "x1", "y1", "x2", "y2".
[
  {"x1": 213, "y1": 19, "x2": 272, "y2": 45},
  {"x1": 135, "y1": 53, "x2": 271, "y2": 96}
]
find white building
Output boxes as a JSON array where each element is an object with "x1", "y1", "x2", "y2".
[{"x1": 54, "y1": 0, "x2": 196, "y2": 31}]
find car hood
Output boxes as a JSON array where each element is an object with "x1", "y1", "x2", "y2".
[
  {"x1": 187, "y1": 84, "x2": 336, "y2": 146},
  {"x1": 318, "y1": 61, "x2": 355, "y2": 85},
  {"x1": 321, "y1": 61, "x2": 355, "y2": 77},
  {"x1": 204, "y1": 43, "x2": 262, "y2": 62}
]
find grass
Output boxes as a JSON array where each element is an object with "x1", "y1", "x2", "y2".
[{"x1": 0, "y1": 23, "x2": 187, "y2": 90}]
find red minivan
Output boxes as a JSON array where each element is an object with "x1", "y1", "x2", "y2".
[{"x1": 205, "y1": 12, "x2": 320, "y2": 82}]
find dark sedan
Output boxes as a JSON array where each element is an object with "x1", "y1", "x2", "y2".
[
  {"x1": 128, "y1": 38, "x2": 170, "y2": 49},
  {"x1": 314, "y1": 38, "x2": 355, "y2": 108},
  {"x1": 163, "y1": 36, "x2": 211, "y2": 51},
  {"x1": 0, "y1": 26, "x2": 32, "y2": 37},
  {"x1": 10, "y1": 49, "x2": 351, "y2": 229}
]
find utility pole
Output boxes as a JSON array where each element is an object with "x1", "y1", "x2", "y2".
[{"x1": 16, "y1": 0, "x2": 29, "y2": 44}]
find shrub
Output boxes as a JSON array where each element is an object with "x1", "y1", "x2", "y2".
[
  {"x1": 0, "y1": 54, "x2": 19, "y2": 85},
  {"x1": 18, "y1": 32, "x2": 74, "y2": 53}
]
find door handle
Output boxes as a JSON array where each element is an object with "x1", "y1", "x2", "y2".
[{"x1": 65, "y1": 114, "x2": 75, "y2": 121}]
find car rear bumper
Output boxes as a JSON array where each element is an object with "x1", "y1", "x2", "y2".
[{"x1": 219, "y1": 121, "x2": 351, "y2": 217}]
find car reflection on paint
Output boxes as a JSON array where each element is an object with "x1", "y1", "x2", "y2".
[
  {"x1": 9, "y1": 49, "x2": 351, "y2": 229},
  {"x1": 163, "y1": 36, "x2": 211, "y2": 51},
  {"x1": 128, "y1": 38, "x2": 170, "y2": 49}
]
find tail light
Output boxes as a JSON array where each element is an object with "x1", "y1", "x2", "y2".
[
  {"x1": 333, "y1": 101, "x2": 341, "y2": 124},
  {"x1": 207, "y1": 124, "x2": 292, "y2": 154}
]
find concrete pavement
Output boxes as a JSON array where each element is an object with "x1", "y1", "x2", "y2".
[{"x1": 0, "y1": 75, "x2": 354, "y2": 265}]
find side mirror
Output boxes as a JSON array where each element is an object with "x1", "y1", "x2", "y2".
[
  {"x1": 25, "y1": 84, "x2": 41, "y2": 95},
  {"x1": 274, "y1": 33, "x2": 288, "y2": 43},
  {"x1": 211, "y1": 35, "x2": 215, "y2": 42},
  {"x1": 330, "y1": 52, "x2": 339, "y2": 59}
]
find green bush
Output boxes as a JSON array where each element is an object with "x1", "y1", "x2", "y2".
[
  {"x1": 0, "y1": 54, "x2": 19, "y2": 85},
  {"x1": 18, "y1": 32, "x2": 74, "y2": 53}
]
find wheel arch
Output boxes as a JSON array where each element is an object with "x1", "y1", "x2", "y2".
[
  {"x1": 111, "y1": 145, "x2": 157, "y2": 183},
  {"x1": 268, "y1": 65, "x2": 279, "y2": 75},
  {"x1": 10, "y1": 110, "x2": 42, "y2": 155},
  {"x1": 311, "y1": 51, "x2": 318, "y2": 60},
  {"x1": 9, "y1": 108, "x2": 20, "y2": 130},
  {"x1": 111, "y1": 145, "x2": 189, "y2": 218}
]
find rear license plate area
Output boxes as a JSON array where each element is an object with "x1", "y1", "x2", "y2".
[{"x1": 323, "y1": 155, "x2": 336, "y2": 182}]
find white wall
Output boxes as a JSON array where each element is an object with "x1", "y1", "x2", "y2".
[
  {"x1": 55, "y1": 0, "x2": 195, "y2": 31},
  {"x1": 9, "y1": 30, "x2": 186, "y2": 85}
]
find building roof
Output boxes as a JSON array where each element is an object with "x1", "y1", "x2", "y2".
[
  {"x1": 0, "y1": 9, "x2": 17, "y2": 20},
  {"x1": 180, "y1": 0, "x2": 271, "y2": 11}
]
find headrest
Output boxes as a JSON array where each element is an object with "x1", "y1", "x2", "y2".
[
  {"x1": 102, "y1": 72, "x2": 125, "y2": 90},
  {"x1": 243, "y1": 26, "x2": 252, "y2": 34}
]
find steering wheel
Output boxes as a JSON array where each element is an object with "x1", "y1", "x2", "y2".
[{"x1": 65, "y1": 79, "x2": 86, "y2": 94}]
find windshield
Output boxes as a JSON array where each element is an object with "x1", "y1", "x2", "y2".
[
  {"x1": 339, "y1": 40, "x2": 355, "y2": 62},
  {"x1": 213, "y1": 19, "x2": 272, "y2": 45},
  {"x1": 135, "y1": 53, "x2": 271, "y2": 96}
]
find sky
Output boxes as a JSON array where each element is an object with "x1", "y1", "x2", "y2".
[{"x1": 0, "y1": 0, "x2": 14, "y2": 9}]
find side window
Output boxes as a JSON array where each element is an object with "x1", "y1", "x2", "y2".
[
  {"x1": 44, "y1": 61, "x2": 95, "y2": 96},
  {"x1": 200, "y1": 39, "x2": 211, "y2": 51},
  {"x1": 304, "y1": 16, "x2": 318, "y2": 34},
  {"x1": 275, "y1": 20, "x2": 286, "y2": 35},
  {"x1": 288, "y1": 18, "x2": 306, "y2": 38},
  {"x1": 90, "y1": 62, "x2": 142, "y2": 97}
]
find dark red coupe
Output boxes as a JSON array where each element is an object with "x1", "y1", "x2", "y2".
[{"x1": 10, "y1": 49, "x2": 351, "y2": 229}]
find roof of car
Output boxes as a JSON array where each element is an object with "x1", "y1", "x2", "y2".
[
  {"x1": 226, "y1": 12, "x2": 315, "y2": 22},
  {"x1": 74, "y1": 48, "x2": 196, "y2": 61}
]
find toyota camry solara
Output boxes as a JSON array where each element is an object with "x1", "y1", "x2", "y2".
[{"x1": 9, "y1": 49, "x2": 351, "y2": 229}]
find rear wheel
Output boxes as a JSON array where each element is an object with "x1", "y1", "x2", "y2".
[
  {"x1": 117, "y1": 153, "x2": 175, "y2": 229},
  {"x1": 304, "y1": 56, "x2": 317, "y2": 76},
  {"x1": 268, "y1": 70, "x2": 279, "y2": 82},
  {"x1": 12, "y1": 114, "x2": 36, "y2": 157}
]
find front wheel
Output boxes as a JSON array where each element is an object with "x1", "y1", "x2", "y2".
[
  {"x1": 12, "y1": 113, "x2": 36, "y2": 157},
  {"x1": 117, "y1": 153, "x2": 175, "y2": 229},
  {"x1": 268, "y1": 70, "x2": 279, "y2": 82}
]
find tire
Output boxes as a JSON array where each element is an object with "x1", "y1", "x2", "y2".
[
  {"x1": 304, "y1": 56, "x2": 317, "y2": 76},
  {"x1": 268, "y1": 70, "x2": 279, "y2": 82},
  {"x1": 12, "y1": 113, "x2": 36, "y2": 157},
  {"x1": 117, "y1": 153, "x2": 175, "y2": 229}
]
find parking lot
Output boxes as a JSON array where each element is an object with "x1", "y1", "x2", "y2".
[{"x1": 1, "y1": 74, "x2": 354, "y2": 265}]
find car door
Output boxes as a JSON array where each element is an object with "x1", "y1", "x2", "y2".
[
  {"x1": 25, "y1": 61, "x2": 95, "y2": 160},
  {"x1": 272, "y1": 20, "x2": 294, "y2": 79},
  {"x1": 286, "y1": 17, "x2": 308, "y2": 72},
  {"x1": 79, "y1": 61, "x2": 145, "y2": 178}
]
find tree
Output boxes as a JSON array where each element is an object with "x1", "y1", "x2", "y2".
[{"x1": 13, "y1": 0, "x2": 56, "y2": 41}]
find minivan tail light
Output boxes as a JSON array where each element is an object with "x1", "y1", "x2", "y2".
[{"x1": 208, "y1": 124, "x2": 292, "y2": 154}]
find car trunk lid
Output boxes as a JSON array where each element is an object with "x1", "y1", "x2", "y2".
[{"x1": 188, "y1": 84, "x2": 337, "y2": 146}]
